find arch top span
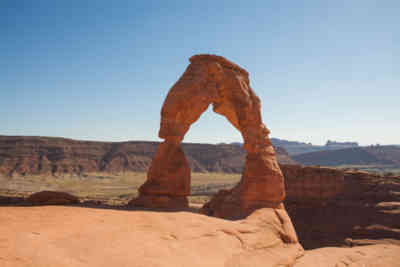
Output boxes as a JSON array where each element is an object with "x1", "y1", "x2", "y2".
[
  {"x1": 133, "y1": 55, "x2": 285, "y2": 219},
  {"x1": 189, "y1": 54, "x2": 249, "y2": 76}
]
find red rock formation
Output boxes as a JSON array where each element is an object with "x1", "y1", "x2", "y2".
[
  {"x1": 133, "y1": 55, "x2": 285, "y2": 216},
  {"x1": 280, "y1": 165, "x2": 400, "y2": 249},
  {"x1": 133, "y1": 141, "x2": 191, "y2": 208},
  {"x1": 282, "y1": 165, "x2": 345, "y2": 202}
]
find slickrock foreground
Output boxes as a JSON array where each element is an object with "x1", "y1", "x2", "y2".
[
  {"x1": 1, "y1": 206, "x2": 399, "y2": 267},
  {"x1": 1, "y1": 206, "x2": 303, "y2": 267},
  {"x1": 294, "y1": 244, "x2": 400, "y2": 267},
  {"x1": 134, "y1": 55, "x2": 285, "y2": 218}
]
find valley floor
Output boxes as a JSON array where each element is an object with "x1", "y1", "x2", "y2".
[{"x1": 0, "y1": 172, "x2": 240, "y2": 205}]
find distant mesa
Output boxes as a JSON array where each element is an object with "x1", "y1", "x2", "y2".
[
  {"x1": 1, "y1": 135, "x2": 398, "y2": 177},
  {"x1": 0, "y1": 135, "x2": 295, "y2": 177},
  {"x1": 293, "y1": 145, "x2": 400, "y2": 166},
  {"x1": 270, "y1": 138, "x2": 359, "y2": 155},
  {"x1": 325, "y1": 140, "x2": 359, "y2": 147}
]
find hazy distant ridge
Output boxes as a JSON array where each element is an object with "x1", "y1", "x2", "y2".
[
  {"x1": 270, "y1": 138, "x2": 360, "y2": 155},
  {"x1": 293, "y1": 145, "x2": 400, "y2": 166}
]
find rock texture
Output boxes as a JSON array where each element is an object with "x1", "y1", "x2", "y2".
[
  {"x1": 280, "y1": 165, "x2": 400, "y2": 249},
  {"x1": 26, "y1": 191, "x2": 79, "y2": 205},
  {"x1": 134, "y1": 55, "x2": 285, "y2": 216},
  {"x1": 293, "y1": 244, "x2": 400, "y2": 267},
  {"x1": 0, "y1": 136, "x2": 295, "y2": 177},
  {"x1": 2, "y1": 205, "x2": 400, "y2": 267},
  {"x1": 282, "y1": 165, "x2": 345, "y2": 202},
  {"x1": 0, "y1": 206, "x2": 303, "y2": 267}
]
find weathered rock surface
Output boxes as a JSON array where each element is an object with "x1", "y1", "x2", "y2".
[
  {"x1": 2, "y1": 205, "x2": 400, "y2": 267},
  {"x1": 25, "y1": 190, "x2": 79, "y2": 205},
  {"x1": 282, "y1": 165, "x2": 345, "y2": 202},
  {"x1": 293, "y1": 244, "x2": 400, "y2": 267},
  {"x1": 280, "y1": 165, "x2": 400, "y2": 249},
  {"x1": 134, "y1": 55, "x2": 285, "y2": 216},
  {"x1": 0, "y1": 136, "x2": 295, "y2": 177},
  {"x1": 0, "y1": 206, "x2": 304, "y2": 267}
]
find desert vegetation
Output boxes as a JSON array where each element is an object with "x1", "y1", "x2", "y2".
[{"x1": 0, "y1": 172, "x2": 240, "y2": 205}]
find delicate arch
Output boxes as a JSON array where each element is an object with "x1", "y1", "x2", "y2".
[{"x1": 132, "y1": 55, "x2": 285, "y2": 219}]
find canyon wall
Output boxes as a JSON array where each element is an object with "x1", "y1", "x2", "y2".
[{"x1": 0, "y1": 136, "x2": 295, "y2": 177}]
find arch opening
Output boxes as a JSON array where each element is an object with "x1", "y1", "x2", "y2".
[{"x1": 183, "y1": 104, "x2": 242, "y2": 145}]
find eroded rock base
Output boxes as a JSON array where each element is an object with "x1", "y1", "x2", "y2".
[
  {"x1": 202, "y1": 183, "x2": 283, "y2": 220},
  {"x1": 130, "y1": 194, "x2": 188, "y2": 209}
]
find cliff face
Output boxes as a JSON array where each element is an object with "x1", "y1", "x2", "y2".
[
  {"x1": 0, "y1": 136, "x2": 296, "y2": 177},
  {"x1": 281, "y1": 165, "x2": 400, "y2": 249},
  {"x1": 0, "y1": 136, "x2": 153, "y2": 176}
]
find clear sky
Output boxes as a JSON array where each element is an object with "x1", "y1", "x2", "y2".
[{"x1": 1, "y1": 0, "x2": 399, "y2": 146}]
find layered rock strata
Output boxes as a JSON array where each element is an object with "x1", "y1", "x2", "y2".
[
  {"x1": 280, "y1": 165, "x2": 400, "y2": 249},
  {"x1": 0, "y1": 136, "x2": 295, "y2": 177}
]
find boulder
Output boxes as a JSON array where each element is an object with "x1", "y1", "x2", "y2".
[{"x1": 26, "y1": 191, "x2": 79, "y2": 205}]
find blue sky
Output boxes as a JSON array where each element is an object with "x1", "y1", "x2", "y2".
[{"x1": 1, "y1": 0, "x2": 399, "y2": 145}]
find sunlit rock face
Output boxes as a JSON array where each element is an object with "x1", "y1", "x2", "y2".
[{"x1": 133, "y1": 55, "x2": 285, "y2": 218}]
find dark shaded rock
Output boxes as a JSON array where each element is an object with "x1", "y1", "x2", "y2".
[
  {"x1": 26, "y1": 191, "x2": 80, "y2": 205},
  {"x1": 280, "y1": 165, "x2": 400, "y2": 249},
  {"x1": 0, "y1": 195, "x2": 25, "y2": 205}
]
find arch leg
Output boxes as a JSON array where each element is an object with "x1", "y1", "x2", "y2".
[{"x1": 132, "y1": 141, "x2": 190, "y2": 208}]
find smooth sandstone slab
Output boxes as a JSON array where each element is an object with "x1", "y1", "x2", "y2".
[
  {"x1": 294, "y1": 244, "x2": 400, "y2": 267},
  {"x1": 0, "y1": 206, "x2": 303, "y2": 267},
  {"x1": 2, "y1": 206, "x2": 399, "y2": 267}
]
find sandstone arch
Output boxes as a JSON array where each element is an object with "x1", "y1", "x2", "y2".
[{"x1": 133, "y1": 55, "x2": 285, "y2": 219}]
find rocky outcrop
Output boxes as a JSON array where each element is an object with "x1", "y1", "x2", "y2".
[
  {"x1": 133, "y1": 55, "x2": 286, "y2": 217},
  {"x1": 0, "y1": 136, "x2": 294, "y2": 177},
  {"x1": 26, "y1": 191, "x2": 80, "y2": 205},
  {"x1": 282, "y1": 165, "x2": 345, "y2": 202},
  {"x1": 274, "y1": 146, "x2": 298, "y2": 165},
  {"x1": 279, "y1": 165, "x2": 400, "y2": 249}
]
